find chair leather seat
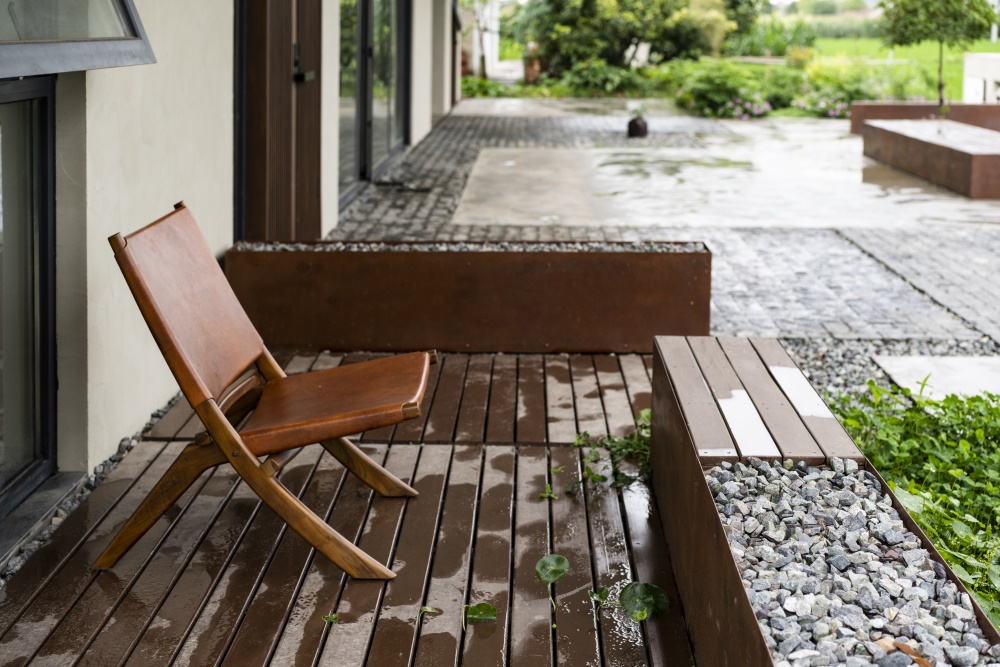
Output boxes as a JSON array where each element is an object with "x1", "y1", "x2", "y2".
[{"x1": 239, "y1": 352, "x2": 431, "y2": 456}]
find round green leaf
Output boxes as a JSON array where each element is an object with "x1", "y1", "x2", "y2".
[
  {"x1": 620, "y1": 582, "x2": 669, "y2": 622},
  {"x1": 535, "y1": 554, "x2": 570, "y2": 584},
  {"x1": 465, "y1": 602, "x2": 498, "y2": 623}
]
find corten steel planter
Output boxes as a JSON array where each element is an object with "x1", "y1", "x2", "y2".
[
  {"x1": 649, "y1": 344, "x2": 1000, "y2": 666},
  {"x1": 850, "y1": 102, "x2": 1000, "y2": 135},
  {"x1": 225, "y1": 241, "x2": 711, "y2": 353},
  {"x1": 863, "y1": 119, "x2": 1000, "y2": 199}
]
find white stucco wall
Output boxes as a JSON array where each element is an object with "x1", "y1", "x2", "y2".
[
  {"x1": 320, "y1": 2, "x2": 340, "y2": 237},
  {"x1": 56, "y1": 0, "x2": 234, "y2": 471},
  {"x1": 964, "y1": 53, "x2": 1000, "y2": 103},
  {"x1": 410, "y1": 0, "x2": 434, "y2": 144}
]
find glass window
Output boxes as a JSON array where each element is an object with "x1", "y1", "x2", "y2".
[
  {"x1": 339, "y1": 0, "x2": 359, "y2": 196},
  {"x1": 0, "y1": 0, "x2": 133, "y2": 42}
]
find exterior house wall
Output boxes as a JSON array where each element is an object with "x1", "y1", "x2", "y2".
[
  {"x1": 410, "y1": 0, "x2": 434, "y2": 144},
  {"x1": 55, "y1": 0, "x2": 234, "y2": 471},
  {"x1": 964, "y1": 53, "x2": 1000, "y2": 103},
  {"x1": 321, "y1": 2, "x2": 341, "y2": 237}
]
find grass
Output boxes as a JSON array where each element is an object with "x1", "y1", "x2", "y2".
[{"x1": 815, "y1": 37, "x2": 1000, "y2": 101}]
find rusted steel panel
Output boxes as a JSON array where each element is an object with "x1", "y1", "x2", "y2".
[
  {"x1": 366, "y1": 445, "x2": 452, "y2": 664},
  {"x1": 461, "y1": 447, "x2": 515, "y2": 665},
  {"x1": 485, "y1": 355, "x2": 517, "y2": 443},
  {"x1": 225, "y1": 244, "x2": 712, "y2": 353},
  {"x1": 454, "y1": 355, "x2": 493, "y2": 443},
  {"x1": 516, "y1": 355, "x2": 547, "y2": 444},
  {"x1": 413, "y1": 445, "x2": 483, "y2": 667},
  {"x1": 545, "y1": 355, "x2": 577, "y2": 445},
  {"x1": 850, "y1": 101, "x2": 1000, "y2": 135},
  {"x1": 650, "y1": 339, "x2": 773, "y2": 667},
  {"x1": 717, "y1": 337, "x2": 824, "y2": 465},
  {"x1": 549, "y1": 447, "x2": 602, "y2": 666}
]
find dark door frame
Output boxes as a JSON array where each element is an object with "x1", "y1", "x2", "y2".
[{"x1": 0, "y1": 75, "x2": 58, "y2": 520}]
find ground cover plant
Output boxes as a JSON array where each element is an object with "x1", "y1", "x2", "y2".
[{"x1": 830, "y1": 381, "x2": 1000, "y2": 626}]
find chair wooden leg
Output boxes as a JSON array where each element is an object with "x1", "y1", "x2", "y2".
[
  {"x1": 92, "y1": 443, "x2": 227, "y2": 570},
  {"x1": 246, "y1": 469, "x2": 395, "y2": 579},
  {"x1": 320, "y1": 437, "x2": 418, "y2": 497}
]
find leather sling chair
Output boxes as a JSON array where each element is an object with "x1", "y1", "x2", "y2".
[{"x1": 93, "y1": 202, "x2": 434, "y2": 579}]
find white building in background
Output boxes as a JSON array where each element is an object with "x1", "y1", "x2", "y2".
[{"x1": 964, "y1": 53, "x2": 1000, "y2": 103}]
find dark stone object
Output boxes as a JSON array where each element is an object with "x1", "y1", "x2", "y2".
[{"x1": 628, "y1": 116, "x2": 648, "y2": 138}]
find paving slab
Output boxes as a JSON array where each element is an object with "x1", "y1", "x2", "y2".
[{"x1": 873, "y1": 355, "x2": 1000, "y2": 399}]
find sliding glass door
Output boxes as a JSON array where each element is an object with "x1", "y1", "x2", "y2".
[{"x1": 0, "y1": 77, "x2": 56, "y2": 520}]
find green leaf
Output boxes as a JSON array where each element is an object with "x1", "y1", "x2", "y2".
[
  {"x1": 550, "y1": 465, "x2": 566, "y2": 474},
  {"x1": 322, "y1": 613, "x2": 339, "y2": 625},
  {"x1": 620, "y1": 582, "x2": 669, "y2": 623},
  {"x1": 418, "y1": 606, "x2": 441, "y2": 625},
  {"x1": 463, "y1": 602, "x2": 498, "y2": 631},
  {"x1": 539, "y1": 484, "x2": 558, "y2": 500},
  {"x1": 535, "y1": 554, "x2": 570, "y2": 584},
  {"x1": 589, "y1": 587, "x2": 610, "y2": 603}
]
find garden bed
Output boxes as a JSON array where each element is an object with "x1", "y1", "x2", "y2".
[
  {"x1": 225, "y1": 241, "x2": 711, "y2": 353},
  {"x1": 850, "y1": 103, "x2": 1000, "y2": 135}
]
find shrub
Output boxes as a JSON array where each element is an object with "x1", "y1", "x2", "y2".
[
  {"x1": 461, "y1": 77, "x2": 512, "y2": 98},
  {"x1": 562, "y1": 58, "x2": 643, "y2": 96},
  {"x1": 724, "y1": 17, "x2": 817, "y2": 57},
  {"x1": 761, "y1": 66, "x2": 807, "y2": 108},
  {"x1": 674, "y1": 60, "x2": 771, "y2": 117},
  {"x1": 807, "y1": 16, "x2": 880, "y2": 38}
]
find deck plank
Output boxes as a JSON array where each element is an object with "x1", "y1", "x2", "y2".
[
  {"x1": 584, "y1": 447, "x2": 649, "y2": 667},
  {"x1": 461, "y1": 446, "x2": 515, "y2": 666},
  {"x1": 313, "y1": 445, "x2": 420, "y2": 666},
  {"x1": 311, "y1": 351, "x2": 344, "y2": 371},
  {"x1": 549, "y1": 446, "x2": 602, "y2": 666},
  {"x1": 485, "y1": 355, "x2": 517, "y2": 443},
  {"x1": 717, "y1": 337, "x2": 825, "y2": 465},
  {"x1": 412, "y1": 445, "x2": 483, "y2": 667},
  {"x1": 220, "y1": 453, "x2": 349, "y2": 665},
  {"x1": 393, "y1": 358, "x2": 442, "y2": 443},
  {"x1": 454, "y1": 355, "x2": 493, "y2": 443},
  {"x1": 0, "y1": 442, "x2": 166, "y2": 636},
  {"x1": 594, "y1": 355, "x2": 637, "y2": 438},
  {"x1": 509, "y1": 445, "x2": 554, "y2": 666},
  {"x1": 269, "y1": 446, "x2": 388, "y2": 667},
  {"x1": 516, "y1": 355, "x2": 547, "y2": 444},
  {"x1": 145, "y1": 400, "x2": 194, "y2": 440},
  {"x1": 688, "y1": 337, "x2": 781, "y2": 461},
  {"x1": 570, "y1": 355, "x2": 608, "y2": 439},
  {"x1": 170, "y1": 449, "x2": 324, "y2": 667},
  {"x1": 619, "y1": 355, "x2": 653, "y2": 420},
  {"x1": 366, "y1": 445, "x2": 453, "y2": 664},
  {"x1": 545, "y1": 355, "x2": 577, "y2": 445},
  {"x1": 283, "y1": 352, "x2": 319, "y2": 376},
  {"x1": 423, "y1": 354, "x2": 470, "y2": 444}
]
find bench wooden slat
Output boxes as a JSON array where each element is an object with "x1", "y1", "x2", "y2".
[
  {"x1": 688, "y1": 337, "x2": 781, "y2": 461},
  {"x1": 656, "y1": 337, "x2": 738, "y2": 464},
  {"x1": 716, "y1": 337, "x2": 825, "y2": 465},
  {"x1": 750, "y1": 338, "x2": 864, "y2": 461}
]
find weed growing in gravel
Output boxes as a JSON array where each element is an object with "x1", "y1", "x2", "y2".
[{"x1": 830, "y1": 380, "x2": 1000, "y2": 625}]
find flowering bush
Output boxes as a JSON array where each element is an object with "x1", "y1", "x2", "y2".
[
  {"x1": 792, "y1": 88, "x2": 852, "y2": 118},
  {"x1": 674, "y1": 60, "x2": 772, "y2": 118}
]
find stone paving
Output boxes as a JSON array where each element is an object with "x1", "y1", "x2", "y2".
[{"x1": 332, "y1": 100, "x2": 1000, "y2": 346}]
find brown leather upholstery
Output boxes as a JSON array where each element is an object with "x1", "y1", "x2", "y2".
[
  {"x1": 112, "y1": 205, "x2": 264, "y2": 406},
  {"x1": 239, "y1": 352, "x2": 430, "y2": 455}
]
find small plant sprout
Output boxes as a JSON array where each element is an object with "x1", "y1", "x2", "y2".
[
  {"x1": 589, "y1": 586, "x2": 610, "y2": 614},
  {"x1": 417, "y1": 606, "x2": 441, "y2": 627},
  {"x1": 322, "y1": 612, "x2": 339, "y2": 625},
  {"x1": 619, "y1": 582, "x2": 669, "y2": 622},
  {"x1": 539, "y1": 484, "x2": 558, "y2": 500},
  {"x1": 462, "y1": 602, "x2": 498, "y2": 632},
  {"x1": 535, "y1": 554, "x2": 570, "y2": 612},
  {"x1": 550, "y1": 465, "x2": 565, "y2": 474}
]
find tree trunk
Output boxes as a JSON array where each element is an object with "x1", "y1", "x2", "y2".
[
  {"x1": 938, "y1": 40, "x2": 945, "y2": 109},
  {"x1": 478, "y1": 21, "x2": 488, "y2": 78}
]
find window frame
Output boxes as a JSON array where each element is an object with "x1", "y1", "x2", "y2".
[{"x1": 0, "y1": 0, "x2": 154, "y2": 79}]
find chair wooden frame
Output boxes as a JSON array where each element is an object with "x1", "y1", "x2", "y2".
[{"x1": 93, "y1": 202, "x2": 434, "y2": 579}]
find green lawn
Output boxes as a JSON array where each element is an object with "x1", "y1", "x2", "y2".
[{"x1": 815, "y1": 37, "x2": 1000, "y2": 101}]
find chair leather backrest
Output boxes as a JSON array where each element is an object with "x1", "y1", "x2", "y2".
[{"x1": 111, "y1": 205, "x2": 264, "y2": 407}]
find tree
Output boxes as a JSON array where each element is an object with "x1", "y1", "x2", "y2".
[
  {"x1": 725, "y1": 0, "x2": 764, "y2": 34},
  {"x1": 879, "y1": 0, "x2": 997, "y2": 106}
]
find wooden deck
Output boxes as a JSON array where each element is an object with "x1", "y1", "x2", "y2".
[{"x1": 0, "y1": 352, "x2": 694, "y2": 666}]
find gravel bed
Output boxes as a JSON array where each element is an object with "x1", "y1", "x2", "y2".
[
  {"x1": 710, "y1": 457, "x2": 1000, "y2": 667},
  {"x1": 781, "y1": 337, "x2": 1000, "y2": 398},
  {"x1": 232, "y1": 240, "x2": 707, "y2": 253}
]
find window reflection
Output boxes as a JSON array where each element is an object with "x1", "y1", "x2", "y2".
[{"x1": 0, "y1": 0, "x2": 133, "y2": 43}]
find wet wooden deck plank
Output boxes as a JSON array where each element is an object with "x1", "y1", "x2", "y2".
[
  {"x1": 688, "y1": 337, "x2": 781, "y2": 462},
  {"x1": 549, "y1": 446, "x2": 602, "y2": 666},
  {"x1": 313, "y1": 445, "x2": 420, "y2": 666},
  {"x1": 571, "y1": 355, "x2": 608, "y2": 439},
  {"x1": 423, "y1": 354, "x2": 469, "y2": 444},
  {"x1": 220, "y1": 453, "x2": 349, "y2": 665},
  {"x1": 584, "y1": 447, "x2": 649, "y2": 667},
  {"x1": 717, "y1": 336, "x2": 825, "y2": 465},
  {"x1": 619, "y1": 354, "x2": 653, "y2": 420},
  {"x1": 485, "y1": 355, "x2": 517, "y2": 443},
  {"x1": 169, "y1": 449, "x2": 324, "y2": 667},
  {"x1": 361, "y1": 354, "x2": 397, "y2": 442},
  {"x1": 517, "y1": 355, "x2": 547, "y2": 444},
  {"x1": 595, "y1": 355, "x2": 637, "y2": 439},
  {"x1": 461, "y1": 446, "x2": 515, "y2": 666},
  {"x1": 545, "y1": 355, "x2": 577, "y2": 445},
  {"x1": 750, "y1": 337, "x2": 864, "y2": 461},
  {"x1": 393, "y1": 358, "x2": 442, "y2": 443},
  {"x1": 454, "y1": 354, "x2": 493, "y2": 443},
  {"x1": 283, "y1": 352, "x2": 319, "y2": 376},
  {"x1": 412, "y1": 445, "x2": 483, "y2": 667},
  {"x1": 0, "y1": 442, "x2": 184, "y2": 662},
  {"x1": 509, "y1": 445, "x2": 554, "y2": 666},
  {"x1": 30, "y1": 464, "x2": 228, "y2": 665},
  {"x1": 311, "y1": 351, "x2": 344, "y2": 371},
  {"x1": 269, "y1": 445, "x2": 389, "y2": 667},
  {"x1": 145, "y1": 400, "x2": 195, "y2": 440},
  {"x1": 0, "y1": 441, "x2": 166, "y2": 636},
  {"x1": 366, "y1": 445, "x2": 453, "y2": 664}
]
